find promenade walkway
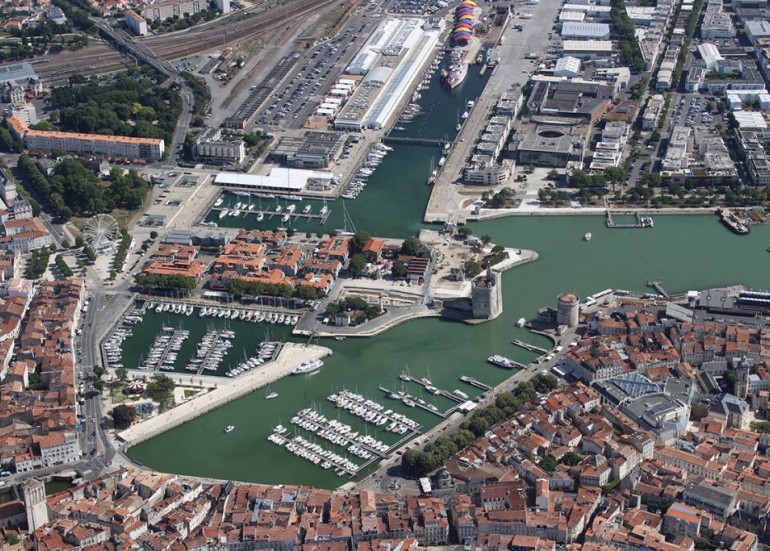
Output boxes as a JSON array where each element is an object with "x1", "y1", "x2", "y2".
[{"x1": 117, "y1": 343, "x2": 332, "y2": 446}]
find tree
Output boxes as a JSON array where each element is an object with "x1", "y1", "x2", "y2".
[
  {"x1": 480, "y1": 234, "x2": 492, "y2": 247},
  {"x1": 391, "y1": 261, "x2": 407, "y2": 279},
  {"x1": 150, "y1": 230, "x2": 158, "y2": 239},
  {"x1": 546, "y1": 169, "x2": 560, "y2": 181},
  {"x1": 83, "y1": 245, "x2": 97, "y2": 263},
  {"x1": 75, "y1": 235, "x2": 84, "y2": 248},
  {"x1": 326, "y1": 302, "x2": 340, "y2": 318},
  {"x1": 146, "y1": 375, "x2": 175, "y2": 408},
  {"x1": 116, "y1": 367, "x2": 128, "y2": 383},
  {"x1": 348, "y1": 253, "x2": 367, "y2": 276},
  {"x1": 3, "y1": 533, "x2": 20, "y2": 545},
  {"x1": 457, "y1": 226, "x2": 473, "y2": 237},
  {"x1": 294, "y1": 285, "x2": 317, "y2": 300},
  {"x1": 110, "y1": 404, "x2": 137, "y2": 429},
  {"x1": 400, "y1": 236, "x2": 421, "y2": 256},
  {"x1": 559, "y1": 451, "x2": 582, "y2": 466},
  {"x1": 539, "y1": 454, "x2": 558, "y2": 473},
  {"x1": 604, "y1": 166, "x2": 627, "y2": 189},
  {"x1": 93, "y1": 379, "x2": 104, "y2": 392},
  {"x1": 649, "y1": 130, "x2": 661, "y2": 143},
  {"x1": 350, "y1": 230, "x2": 371, "y2": 253},
  {"x1": 463, "y1": 259, "x2": 482, "y2": 277}
]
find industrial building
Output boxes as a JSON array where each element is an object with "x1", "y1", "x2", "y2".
[
  {"x1": 560, "y1": 22, "x2": 610, "y2": 40},
  {"x1": 7, "y1": 116, "x2": 164, "y2": 161},
  {"x1": 525, "y1": 80, "x2": 612, "y2": 123},
  {"x1": 562, "y1": 40, "x2": 613, "y2": 59},
  {"x1": 269, "y1": 132, "x2": 347, "y2": 169},
  {"x1": 333, "y1": 18, "x2": 439, "y2": 131},
  {"x1": 554, "y1": 57, "x2": 581, "y2": 78},
  {"x1": 745, "y1": 20, "x2": 770, "y2": 45}
]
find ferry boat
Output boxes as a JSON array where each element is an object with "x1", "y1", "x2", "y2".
[
  {"x1": 583, "y1": 232, "x2": 592, "y2": 241},
  {"x1": 488, "y1": 355, "x2": 517, "y2": 369},
  {"x1": 224, "y1": 425, "x2": 235, "y2": 433},
  {"x1": 292, "y1": 358, "x2": 324, "y2": 375},
  {"x1": 445, "y1": 47, "x2": 469, "y2": 89}
]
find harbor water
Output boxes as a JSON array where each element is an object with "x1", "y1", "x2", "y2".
[{"x1": 128, "y1": 48, "x2": 770, "y2": 487}]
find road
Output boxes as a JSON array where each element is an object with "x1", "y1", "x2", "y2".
[{"x1": 353, "y1": 325, "x2": 577, "y2": 495}]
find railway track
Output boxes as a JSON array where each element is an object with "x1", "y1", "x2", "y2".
[
  {"x1": 142, "y1": 0, "x2": 339, "y2": 60},
  {"x1": 40, "y1": 0, "x2": 338, "y2": 80}
]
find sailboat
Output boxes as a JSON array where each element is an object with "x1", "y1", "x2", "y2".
[
  {"x1": 455, "y1": 110, "x2": 462, "y2": 132},
  {"x1": 427, "y1": 157, "x2": 437, "y2": 185},
  {"x1": 334, "y1": 201, "x2": 357, "y2": 237}
]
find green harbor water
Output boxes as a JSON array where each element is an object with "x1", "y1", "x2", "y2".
[{"x1": 128, "y1": 49, "x2": 770, "y2": 488}]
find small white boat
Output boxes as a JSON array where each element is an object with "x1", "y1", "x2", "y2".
[
  {"x1": 256, "y1": 212, "x2": 264, "y2": 221},
  {"x1": 224, "y1": 425, "x2": 235, "y2": 433},
  {"x1": 584, "y1": 232, "x2": 592, "y2": 241},
  {"x1": 266, "y1": 392, "x2": 278, "y2": 400},
  {"x1": 303, "y1": 205, "x2": 311, "y2": 214},
  {"x1": 516, "y1": 317, "x2": 526, "y2": 327}
]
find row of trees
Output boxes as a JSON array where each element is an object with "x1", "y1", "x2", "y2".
[
  {"x1": 401, "y1": 374, "x2": 559, "y2": 477},
  {"x1": 134, "y1": 273, "x2": 197, "y2": 291},
  {"x1": 610, "y1": 0, "x2": 646, "y2": 73},
  {"x1": 54, "y1": 255, "x2": 73, "y2": 277},
  {"x1": 25, "y1": 248, "x2": 51, "y2": 278},
  {"x1": 112, "y1": 230, "x2": 132, "y2": 275},
  {"x1": 225, "y1": 278, "x2": 319, "y2": 300}
]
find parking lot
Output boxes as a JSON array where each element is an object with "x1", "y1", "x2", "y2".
[{"x1": 254, "y1": 20, "x2": 373, "y2": 130}]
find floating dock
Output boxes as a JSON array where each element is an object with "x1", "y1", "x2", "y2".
[
  {"x1": 606, "y1": 211, "x2": 653, "y2": 229},
  {"x1": 460, "y1": 375, "x2": 492, "y2": 391},
  {"x1": 511, "y1": 339, "x2": 549, "y2": 355},
  {"x1": 215, "y1": 208, "x2": 331, "y2": 225}
]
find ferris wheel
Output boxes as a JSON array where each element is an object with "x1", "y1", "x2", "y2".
[{"x1": 82, "y1": 214, "x2": 121, "y2": 253}]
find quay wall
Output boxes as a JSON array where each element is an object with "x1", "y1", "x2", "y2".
[{"x1": 118, "y1": 343, "x2": 332, "y2": 447}]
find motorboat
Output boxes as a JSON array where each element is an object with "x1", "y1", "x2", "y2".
[
  {"x1": 224, "y1": 425, "x2": 235, "y2": 433},
  {"x1": 584, "y1": 232, "x2": 592, "y2": 241},
  {"x1": 516, "y1": 318, "x2": 526, "y2": 327}
]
